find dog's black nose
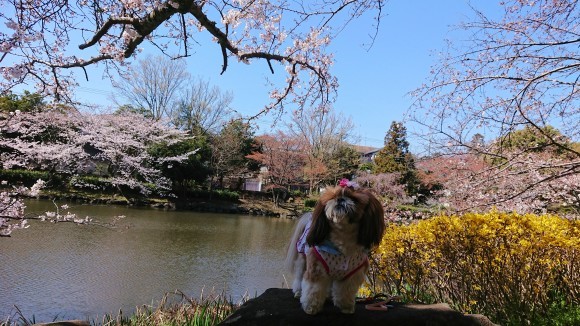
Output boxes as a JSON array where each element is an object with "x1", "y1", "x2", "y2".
[{"x1": 337, "y1": 198, "x2": 345, "y2": 204}]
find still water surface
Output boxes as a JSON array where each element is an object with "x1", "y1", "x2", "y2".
[{"x1": 0, "y1": 200, "x2": 296, "y2": 322}]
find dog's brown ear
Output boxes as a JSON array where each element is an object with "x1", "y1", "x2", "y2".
[
  {"x1": 358, "y1": 190, "x2": 385, "y2": 249},
  {"x1": 306, "y1": 200, "x2": 330, "y2": 246}
]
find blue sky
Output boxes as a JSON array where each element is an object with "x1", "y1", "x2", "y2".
[{"x1": 67, "y1": 1, "x2": 502, "y2": 150}]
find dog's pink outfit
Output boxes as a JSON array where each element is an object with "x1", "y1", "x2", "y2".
[{"x1": 296, "y1": 217, "x2": 368, "y2": 281}]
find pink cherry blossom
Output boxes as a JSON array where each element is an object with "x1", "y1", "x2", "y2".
[{"x1": 0, "y1": 108, "x2": 196, "y2": 195}]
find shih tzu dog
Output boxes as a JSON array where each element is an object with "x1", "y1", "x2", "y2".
[{"x1": 285, "y1": 179, "x2": 385, "y2": 315}]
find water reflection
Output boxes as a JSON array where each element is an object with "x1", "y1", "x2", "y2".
[{"x1": 0, "y1": 200, "x2": 297, "y2": 322}]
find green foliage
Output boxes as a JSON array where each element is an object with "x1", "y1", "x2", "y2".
[
  {"x1": 373, "y1": 211, "x2": 580, "y2": 325},
  {"x1": 304, "y1": 198, "x2": 318, "y2": 208},
  {"x1": 149, "y1": 136, "x2": 212, "y2": 188},
  {"x1": 114, "y1": 104, "x2": 153, "y2": 119},
  {"x1": 359, "y1": 162, "x2": 374, "y2": 172},
  {"x1": 0, "y1": 169, "x2": 49, "y2": 186},
  {"x1": 289, "y1": 190, "x2": 305, "y2": 198},
  {"x1": 325, "y1": 144, "x2": 361, "y2": 182},
  {"x1": 69, "y1": 175, "x2": 117, "y2": 192},
  {"x1": 512, "y1": 293, "x2": 580, "y2": 326},
  {"x1": 499, "y1": 125, "x2": 568, "y2": 153},
  {"x1": 169, "y1": 181, "x2": 240, "y2": 202},
  {"x1": 373, "y1": 121, "x2": 420, "y2": 195},
  {"x1": 213, "y1": 189, "x2": 239, "y2": 201},
  {"x1": 373, "y1": 122, "x2": 412, "y2": 173},
  {"x1": 0, "y1": 169, "x2": 68, "y2": 190},
  {"x1": 487, "y1": 125, "x2": 577, "y2": 169},
  {"x1": 209, "y1": 119, "x2": 260, "y2": 180},
  {"x1": 0, "y1": 91, "x2": 44, "y2": 113},
  {"x1": 490, "y1": 125, "x2": 580, "y2": 165}
]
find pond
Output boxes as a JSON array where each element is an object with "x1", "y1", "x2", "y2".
[{"x1": 0, "y1": 199, "x2": 297, "y2": 323}]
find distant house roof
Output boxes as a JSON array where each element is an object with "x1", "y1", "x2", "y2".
[
  {"x1": 363, "y1": 148, "x2": 380, "y2": 156},
  {"x1": 352, "y1": 145, "x2": 380, "y2": 154},
  {"x1": 359, "y1": 147, "x2": 381, "y2": 163}
]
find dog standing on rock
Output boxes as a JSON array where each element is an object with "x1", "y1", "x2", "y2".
[{"x1": 285, "y1": 179, "x2": 385, "y2": 315}]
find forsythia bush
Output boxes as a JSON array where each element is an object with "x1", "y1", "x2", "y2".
[{"x1": 370, "y1": 211, "x2": 580, "y2": 323}]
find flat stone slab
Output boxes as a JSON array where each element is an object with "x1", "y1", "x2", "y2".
[
  {"x1": 32, "y1": 321, "x2": 89, "y2": 326},
  {"x1": 219, "y1": 288, "x2": 497, "y2": 326}
]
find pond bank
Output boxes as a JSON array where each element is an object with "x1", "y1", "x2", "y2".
[{"x1": 32, "y1": 190, "x2": 304, "y2": 219}]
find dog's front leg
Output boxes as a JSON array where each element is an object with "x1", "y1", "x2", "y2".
[
  {"x1": 292, "y1": 255, "x2": 306, "y2": 298},
  {"x1": 300, "y1": 258, "x2": 331, "y2": 315},
  {"x1": 332, "y1": 269, "x2": 366, "y2": 314},
  {"x1": 301, "y1": 276, "x2": 331, "y2": 315}
]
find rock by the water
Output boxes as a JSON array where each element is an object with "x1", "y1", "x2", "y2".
[
  {"x1": 32, "y1": 321, "x2": 89, "y2": 326},
  {"x1": 219, "y1": 288, "x2": 497, "y2": 326}
]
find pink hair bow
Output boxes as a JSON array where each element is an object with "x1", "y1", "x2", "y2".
[{"x1": 339, "y1": 178, "x2": 359, "y2": 189}]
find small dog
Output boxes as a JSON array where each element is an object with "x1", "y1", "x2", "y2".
[{"x1": 285, "y1": 180, "x2": 385, "y2": 315}]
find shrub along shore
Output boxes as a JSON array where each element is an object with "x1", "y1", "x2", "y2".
[{"x1": 370, "y1": 211, "x2": 580, "y2": 326}]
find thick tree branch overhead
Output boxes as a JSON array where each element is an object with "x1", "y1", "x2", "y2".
[{"x1": 0, "y1": 0, "x2": 386, "y2": 114}]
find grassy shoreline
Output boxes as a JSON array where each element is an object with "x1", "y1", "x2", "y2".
[{"x1": 2, "y1": 291, "x2": 243, "y2": 326}]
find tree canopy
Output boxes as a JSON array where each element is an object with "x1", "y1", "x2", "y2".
[
  {"x1": 114, "y1": 55, "x2": 189, "y2": 121},
  {"x1": 411, "y1": 1, "x2": 579, "y2": 154},
  {"x1": 1, "y1": 0, "x2": 385, "y2": 116},
  {"x1": 409, "y1": 0, "x2": 579, "y2": 206},
  {"x1": 0, "y1": 91, "x2": 44, "y2": 113}
]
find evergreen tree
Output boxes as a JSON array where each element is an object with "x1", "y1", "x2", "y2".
[
  {"x1": 326, "y1": 144, "x2": 361, "y2": 183},
  {"x1": 0, "y1": 91, "x2": 44, "y2": 113},
  {"x1": 373, "y1": 121, "x2": 419, "y2": 196}
]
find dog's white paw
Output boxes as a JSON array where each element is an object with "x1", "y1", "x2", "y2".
[
  {"x1": 302, "y1": 302, "x2": 323, "y2": 315},
  {"x1": 303, "y1": 306, "x2": 320, "y2": 315}
]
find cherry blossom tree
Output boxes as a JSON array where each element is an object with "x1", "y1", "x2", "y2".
[
  {"x1": 1, "y1": 0, "x2": 385, "y2": 115},
  {"x1": 80, "y1": 112, "x2": 197, "y2": 197},
  {"x1": 0, "y1": 181, "x2": 38, "y2": 237},
  {"x1": 355, "y1": 171, "x2": 406, "y2": 205},
  {"x1": 0, "y1": 107, "x2": 85, "y2": 173},
  {"x1": 417, "y1": 153, "x2": 579, "y2": 216},
  {"x1": 410, "y1": 0, "x2": 579, "y2": 209},
  {"x1": 1, "y1": 106, "x2": 197, "y2": 236},
  {"x1": 0, "y1": 107, "x2": 197, "y2": 197}
]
